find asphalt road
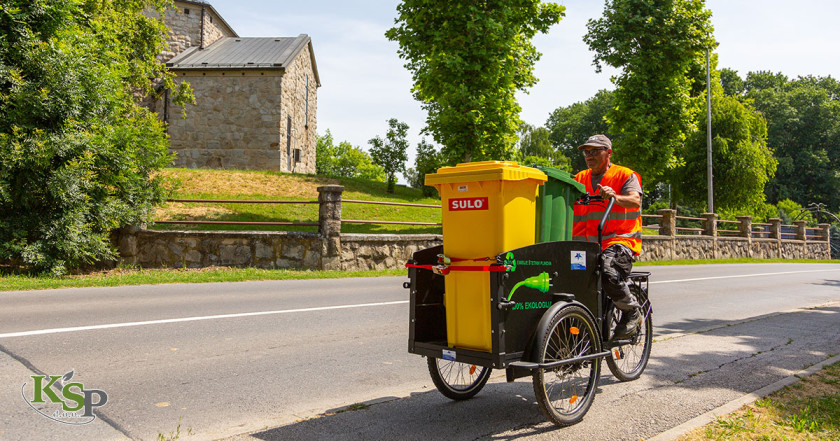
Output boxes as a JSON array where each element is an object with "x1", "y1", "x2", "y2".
[{"x1": 1, "y1": 263, "x2": 839, "y2": 441}]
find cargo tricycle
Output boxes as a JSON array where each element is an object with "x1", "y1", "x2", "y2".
[{"x1": 405, "y1": 180, "x2": 652, "y2": 426}]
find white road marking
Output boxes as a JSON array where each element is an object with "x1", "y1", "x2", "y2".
[
  {"x1": 2, "y1": 268, "x2": 838, "y2": 339},
  {"x1": 648, "y1": 268, "x2": 840, "y2": 284},
  {"x1": 0, "y1": 300, "x2": 409, "y2": 339}
]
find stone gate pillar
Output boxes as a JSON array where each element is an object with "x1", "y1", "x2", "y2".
[
  {"x1": 318, "y1": 185, "x2": 344, "y2": 270},
  {"x1": 737, "y1": 216, "x2": 752, "y2": 238},
  {"x1": 658, "y1": 209, "x2": 676, "y2": 236},
  {"x1": 768, "y1": 218, "x2": 782, "y2": 240},
  {"x1": 794, "y1": 220, "x2": 807, "y2": 241},
  {"x1": 701, "y1": 213, "x2": 718, "y2": 237}
]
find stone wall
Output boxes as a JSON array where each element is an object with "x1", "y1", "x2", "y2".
[
  {"x1": 151, "y1": 2, "x2": 318, "y2": 173},
  {"x1": 278, "y1": 43, "x2": 318, "y2": 174},
  {"x1": 341, "y1": 234, "x2": 442, "y2": 271},
  {"x1": 160, "y1": 1, "x2": 234, "y2": 61},
  {"x1": 638, "y1": 235, "x2": 830, "y2": 261},
  {"x1": 168, "y1": 71, "x2": 285, "y2": 170},
  {"x1": 118, "y1": 229, "x2": 441, "y2": 271},
  {"x1": 119, "y1": 187, "x2": 829, "y2": 271},
  {"x1": 162, "y1": 44, "x2": 318, "y2": 173},
  {"x1": 124, "y1": 230, "x2": 320, "y2": 269},
  {"x1": 117, "y1": 230, "x2": 829, "y2": 271}
]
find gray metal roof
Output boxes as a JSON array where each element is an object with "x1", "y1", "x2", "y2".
[{"x1": 168, "y1": 35, "x2": 309, "y2": 69}]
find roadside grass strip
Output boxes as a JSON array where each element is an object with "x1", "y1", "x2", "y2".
[
  {"x1": 0, "y1": 259, "x2": 837, "y2": 292},
  {"x1": 676, "y1": 360, "x2": 840, "y2": 441},
  {"x1": 0, "y1": 267, "x2": 406, "y2": 292}
]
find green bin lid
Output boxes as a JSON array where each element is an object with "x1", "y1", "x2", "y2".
[{"x1": 534, "y1": 166, "x2": 586, "y2": 193}]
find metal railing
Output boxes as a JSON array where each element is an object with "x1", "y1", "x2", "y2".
[
  {"x1": 155, "y1": 193, "x2": 442, "y2": 229},
  {"x1": 645, "y1": 209, "x2": 830, "y2": 242},
  {"x1": 155, "y1": 193, "x2": 829, "y2": 243},
  {"x1": 155, "y1": 199, "x2": 320, "y2": 227},
  {"x1": 342, "y1": 200, "x2": 441, "y2": 226}
]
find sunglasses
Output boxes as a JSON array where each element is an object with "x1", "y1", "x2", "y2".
[{"x1": 582, "y1": 148, "x2": 607, "y2": 157}]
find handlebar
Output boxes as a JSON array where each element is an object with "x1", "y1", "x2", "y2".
[{"x1": 576, "y1": 194, "x2": 616, "y2": 249}]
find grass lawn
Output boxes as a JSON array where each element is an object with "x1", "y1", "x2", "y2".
[
  {"x1": 679, "y1": 361, "x2": 840, "y2": 441},
  {"x1": 0, "y1": 267, "x2": 407, "y2": 291},
  {"x1": 153, "y1": 168, "x2": 442, "y2": 234}
]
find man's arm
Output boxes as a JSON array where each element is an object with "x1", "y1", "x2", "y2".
[{"x1": 596, "y1": 184, "x2": 641, "y2": 209}]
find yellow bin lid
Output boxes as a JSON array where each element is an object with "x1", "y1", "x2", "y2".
[{"x1": 425, "y1": 161, "x2": 547, "y2": 187}]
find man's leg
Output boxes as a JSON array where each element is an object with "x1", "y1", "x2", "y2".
[{"x1": 602, "y1": 245, "x2": 641, "y2": 338}]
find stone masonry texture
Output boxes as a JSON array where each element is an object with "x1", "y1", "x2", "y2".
[
  {"x1": 117, "y1": 231, "x2": 829, "y2": 271},
  {"x1": 152, "y1": 1, "x2": 318, "y2": 173}
]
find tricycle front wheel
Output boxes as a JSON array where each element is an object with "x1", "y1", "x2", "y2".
[
  {"x1": 532, "y1": 305, "x2": 601, "y2": 426},
  {"x1": 428, "y1": 357, "x2": 492, "y2": 400}
]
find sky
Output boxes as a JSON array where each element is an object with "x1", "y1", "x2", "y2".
[{"x1": 201, "y1": 0, "x2": 840, "y2": 178}]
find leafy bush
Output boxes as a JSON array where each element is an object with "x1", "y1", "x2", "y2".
[
  {"x1": 405, "y1": 139, "x2": 442, "y2": 198},
  {"x1": 0, "y1": 0, "x2": 188, "y2": 275},
  {"x1": 369, "y1": 119, "x2": 409, "y2": 193},
  {"x1": 316, "y1": 130, "x2": 385, "y2": 181}
]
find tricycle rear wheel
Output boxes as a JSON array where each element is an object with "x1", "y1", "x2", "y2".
[
  {"x1": 427, "y1": 357, "x2": 492, "y2": 400},
  {"x1": 606, "y1": 284, "x2": 652, "y2": 381},
  {"x1": 532, "y1": 305, "x2": 601, "y2": 426}
]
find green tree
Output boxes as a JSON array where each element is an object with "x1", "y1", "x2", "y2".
[
  {"x1": 674, "y1": 92, "x2": 777, "y2": 211},
  {"x1": 316, "y1": 130, "x2": 385, "y2": 181},
  {"x1": 0, "y1": 0, "x2": 191, "y2": 275},
  {"x1": 719, "y1": 67, "x2": 745, "y2": 97},
  {"x1": 741, "y1": 72, "x2": 840, "y2": 211},
  {"x1": 315, "y1": 130, "x2": 337, "y2": 176},
  {"x1": 545, "y1": 89, "x2": 614, "y2": 172},
  {"x1": 369, "y1": 119, "x2": 410, "y2": 194},
  {"x1": 386, "y1": 0, "x2": 565, "y2": 164},
  {"x1": 516, "y1": 123, "x2": 571, "y2": 170},
  {"x1": 517, "y1": 123, "x2": 551, "y2": 158},
  {"x1": 584, "y1": 0, "x2": 714, "y2": 183},
  {"x1": 405, "y1": 139, "x2": 443, "y2": 197}
]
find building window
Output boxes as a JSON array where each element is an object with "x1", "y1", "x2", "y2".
[{"x1": 184, "y1": 8, "x2": 190, "y2": 14}]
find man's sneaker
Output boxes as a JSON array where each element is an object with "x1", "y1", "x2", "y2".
[{"x1": 613, "y1": 309, "x2": 642, "y2": 340}]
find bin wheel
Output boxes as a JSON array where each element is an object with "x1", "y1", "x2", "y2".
[
  {"x1": 606, "y1": 284, "x2": 652, "y2": 382},
  {"x1": 427, "y1": 357, "x2": 491, "y2": 401},
  {"x1": 532, "y1": 304, "x2": 601, "y2": 426}
]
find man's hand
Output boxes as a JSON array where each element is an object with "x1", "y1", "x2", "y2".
[
  {"x1": 597, "y1": 184, "x2": 617, "y2": 199},
  {"x1": 597, "y1": 184, "x2": 641, "y2": 209}
]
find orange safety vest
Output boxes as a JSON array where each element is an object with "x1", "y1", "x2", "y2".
[{"x1": 573, "y1": 165, "x2": 642, "y2": 255}]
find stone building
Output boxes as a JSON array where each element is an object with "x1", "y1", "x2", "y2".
[{"x1": 155, "y1": 0, "x2": 319, "y2": 173}]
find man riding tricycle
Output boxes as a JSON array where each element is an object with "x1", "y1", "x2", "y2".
[{"x1": 405, "y1": 135, "x2": 651, "y2": 426}]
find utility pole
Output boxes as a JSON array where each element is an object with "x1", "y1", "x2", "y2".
[{"x1": 706, "y1": 45, "x2": 714, "y2": 213}]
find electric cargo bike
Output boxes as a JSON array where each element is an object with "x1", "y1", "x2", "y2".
[{"x1": 404, "y1": 195, "x2": 652, "y2": 426}]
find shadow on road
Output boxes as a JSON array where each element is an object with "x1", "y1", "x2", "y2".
[
  {"x1": 246, "y1": 382, "x2": 558, "y2": 441},
  {"x1": 240, "y1": 306, "x2": 840, "y2": 441},
  {"x1": 814, "y1": 279, "x2": 840, "y2": 288}
]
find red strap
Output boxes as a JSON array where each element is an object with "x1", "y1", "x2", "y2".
[{"x1": 406, "y1": 263, "x2": 510, "y2": 275}]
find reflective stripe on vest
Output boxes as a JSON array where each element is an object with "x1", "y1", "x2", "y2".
[{"x1": 572, "y1": 165, "x2": 642, "y2": 255}]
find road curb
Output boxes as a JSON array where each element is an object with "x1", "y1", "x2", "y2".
[{"x1": 646, "y1": 353, "x2": 840, "y2": 441}]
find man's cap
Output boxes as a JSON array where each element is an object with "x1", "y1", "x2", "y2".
[{"x1": 578, "y1": 134, "x2": 612, "y2": 150}]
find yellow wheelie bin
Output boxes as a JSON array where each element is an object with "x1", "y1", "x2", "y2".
[{"x1": 425, "y1": 161, "x2": 547, "y2": 352}]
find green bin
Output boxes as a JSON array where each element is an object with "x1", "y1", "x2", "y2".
[{"x1": 534, "y1": 166, "x2": 586, "y2": 242}]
